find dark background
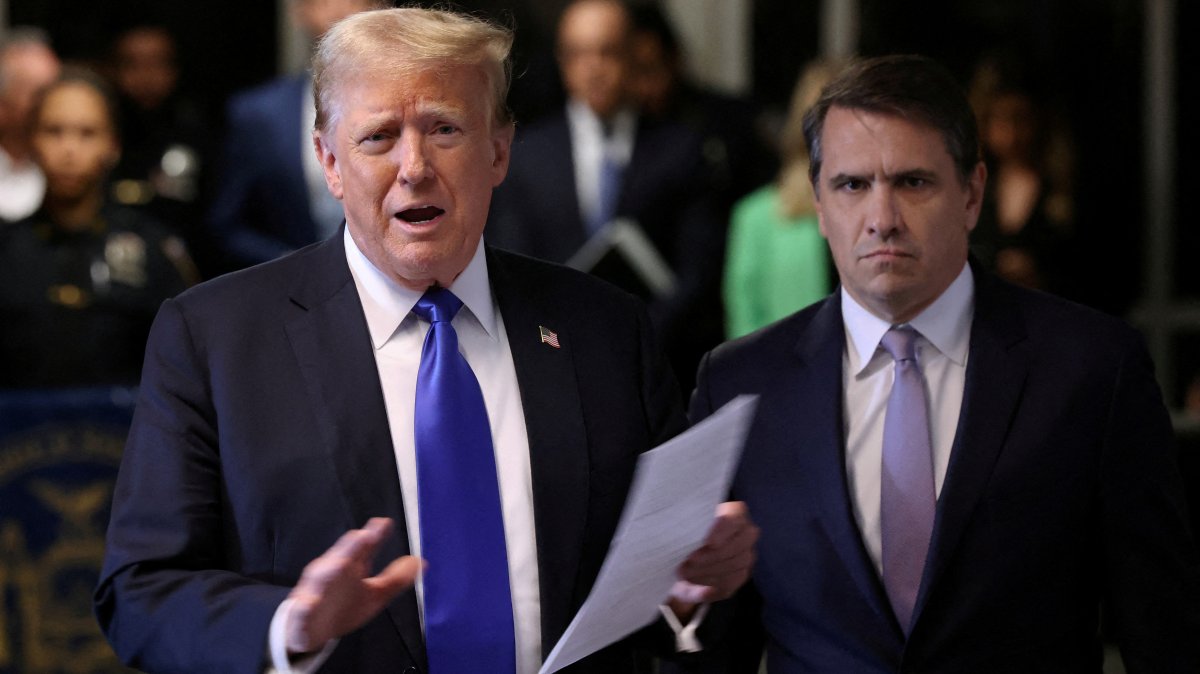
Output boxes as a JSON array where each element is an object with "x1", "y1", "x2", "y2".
[{"x1": 6, "y1": 0, "x2": 1197, "y2": 400}]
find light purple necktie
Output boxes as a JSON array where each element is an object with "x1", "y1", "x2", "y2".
[{"x1": 879, "y1": 326, "x2": 935, "y2": 635}]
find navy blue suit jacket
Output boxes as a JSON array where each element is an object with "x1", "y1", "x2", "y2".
[
  {"x1": 207, "y1": 75, "x2": 325, "y2": 268},
  {"x1": 685, "y1": 266, "x2": 1200, "y2": 673},
  {"x1": 486, "y1": 109, "x2": 726, "y2": 391},
  {"x1": 95, "y1": 234, "x2": 686, "y2": 673}
]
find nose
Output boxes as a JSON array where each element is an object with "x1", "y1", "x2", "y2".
[
  {"x1": 396, "y1": 132, "x2": 433, "y2": 185},
  {"x1": 865, "y1": 184, "x2": 902, "y2": 239}
]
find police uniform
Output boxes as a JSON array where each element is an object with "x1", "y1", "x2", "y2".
[{"x1": 0, "y1": 204, "x2": 195, "y2": 388}]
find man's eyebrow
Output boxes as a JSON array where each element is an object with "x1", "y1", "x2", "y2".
[
  {"x1": 825, "y1": 171, "x2": 867, "y2": 184},
  {"x1": 349, "y1": 112, "x2": 399, "y2": 133},
  {"x1": 414, "y1": 99, "x2": 468, "y2": 121},
  {"x1": 891, "y1": 168, "x2": 939, "y2": 182}
]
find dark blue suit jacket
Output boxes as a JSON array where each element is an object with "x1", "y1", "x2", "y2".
[
  {"x1": 486, "y1": 109, "x2": 726, "y2": 391},
  {"x1": 685, "y1": 265, "x2": 1200, "y2": 673},
  {"x1": 95, "y1": 234, "x2": 686, "y2": 673},
  {"x1": 207, "y1": 75, "x2": 326, "y2": 268}
]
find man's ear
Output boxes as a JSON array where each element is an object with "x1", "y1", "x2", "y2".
[
  {"x1": 814, "y1": 181, "x2": 828, "y2": 238},
  {"x1": 489, "y1": 122, "x2": 515, "y2": 187},
  {"x1": 313, "y1": 130, "x2": 343, "y2": 200},
  {"x1": 964, "y1": 160, "x2": 987, "y2": 233}
]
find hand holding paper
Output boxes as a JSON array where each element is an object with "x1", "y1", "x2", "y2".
[
  {"x1": 669, "y1": 501, "x2": 759, "y2": 611},
  {"x1": 539, "y1": 394, "x2": 759, "y2": 673}
]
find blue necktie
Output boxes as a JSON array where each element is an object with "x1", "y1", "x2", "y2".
[
  {"x1": 588, "y1": 153, "x2": 623, "y2": 235},
  {"x1": 413, "y1": 287, "x2": 516, "y2": 673},
  {"x1": 879, "y1": 326, "x2": 935, "y2": 635}
]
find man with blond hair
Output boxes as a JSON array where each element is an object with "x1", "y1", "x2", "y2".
[{"x1": 97, "y1": 8, "x2": 756, "y2": 674}]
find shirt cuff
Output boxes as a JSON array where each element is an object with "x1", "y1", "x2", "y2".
[
  {"x1": 658, "y1": 602, "x2": 709, "y2": 653},
  {"x1": 266, "y1": 597, "x2": 338, "y2": 674}
]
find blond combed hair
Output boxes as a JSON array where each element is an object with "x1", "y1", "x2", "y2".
[{"x1": 312, "y1": 6, "x2": 514, "y2": 136}]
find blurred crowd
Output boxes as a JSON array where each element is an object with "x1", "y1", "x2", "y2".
[{"x1": 0, "y1": 0, "x2": 1097, "y2": 399}]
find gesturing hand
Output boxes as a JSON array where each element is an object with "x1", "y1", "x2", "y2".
[{"x1": 285, "y1": 517, "x2": 423, "y2": 654}]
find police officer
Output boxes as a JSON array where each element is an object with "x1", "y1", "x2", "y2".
[{"x1": 0, "y1": 68, "x2": 195, "y2": 388}]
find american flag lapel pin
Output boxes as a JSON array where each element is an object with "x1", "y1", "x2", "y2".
[{"x1": 539, "y1": 325, "x2": 561, "y2": 348}]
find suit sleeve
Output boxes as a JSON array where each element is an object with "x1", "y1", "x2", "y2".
[
  {"x1": 655, "y1": 350, "x2": 766, "y2": 674},
  {"x1": 1101, "y1": 332, "x2": 1200, "y2": 672},
  {"x1": 95, "y1": 299, "x2": 289, "y2": 674}
]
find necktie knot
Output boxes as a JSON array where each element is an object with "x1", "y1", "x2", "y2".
[
  {"x1": 880, "y1": 326, "x2": 919, "y2": 363},
  {"x1": 414, "y1": 286, "x2": 463, "y2": 324}
]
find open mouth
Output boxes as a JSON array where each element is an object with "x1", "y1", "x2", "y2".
[{"x1": 396, "y1": 206, "x2": 444, "y2": 224}]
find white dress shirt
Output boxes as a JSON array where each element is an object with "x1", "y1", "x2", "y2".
[
  {"x1": 840, "y1": 263, "x2": 974, "y2": 576},
  {"x1": 0, "y1": 148, "x2": 45, "y2": 223},
  {"x1": 269, "y1": 229, "x2": 541, "y2": 673},
  {"x1": 565, "y1": 99, "x2": 636, "y2": 228}
]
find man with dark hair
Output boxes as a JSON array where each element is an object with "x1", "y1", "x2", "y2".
[{"x1": 678, "y1": 54, "x2": 1200, "y2": 672}]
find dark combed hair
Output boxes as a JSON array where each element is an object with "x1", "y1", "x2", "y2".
[{"x1": 803, "y1": 54, "x2": 980, "y2": 186}]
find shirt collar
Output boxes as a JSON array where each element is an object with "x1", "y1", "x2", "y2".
[
  {"x1": 565, "y1": 99, "x2": 637, "y2": 163},
  {"x1": 842, "y1": 262, "x2": 974, "y2": 375},
  {"x1": 344, "y1": 227, "x2": 497, "y2": 350}
]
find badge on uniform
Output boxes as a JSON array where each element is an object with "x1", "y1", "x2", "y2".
[{"x1": 104, "y1": 232, "x2": 147, "y2": 288}]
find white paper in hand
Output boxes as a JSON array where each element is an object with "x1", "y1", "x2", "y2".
[{"x1": 538, "y1": 394, "x2": 758, "y2": 673}]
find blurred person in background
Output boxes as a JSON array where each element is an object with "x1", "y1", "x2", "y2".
[
  {"x1": 0, "y1": 28, "x2": 60, "y2": 224},
  {"x1": 488, "y1": 0, "x2": 724, "y2": 393},
  {"x1": 968, "y1": 54, "x2": 1075, "y2": 296},
  {"x1": 722, "y1": 61, "x2": 836, "y2": 339},
  {"x1": 627, "y1": 3, "x2": 775, "y2": 217},
  {"x1": 107, "y1": 22, "x2": 215, "y2": 276},
  {"x1": 0, "y1": 69, "x2": 195, "y2": 388},
  {"x1": 206, "y1": 0, "x2": 379, "y2": 270}
]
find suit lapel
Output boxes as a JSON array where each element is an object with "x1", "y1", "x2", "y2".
[
  {"x1": 912, "y1": 269, "x2": 1029, "y2": 625},
  {"x1": 282, "y1": 235, "x2": 427, "y2": 667},
  {"x1": 487, "y1": 249, "x2": 590, "y2": 658},
  {"x1": 797, "y1": 297, "x2": 899, "y2": 624}
]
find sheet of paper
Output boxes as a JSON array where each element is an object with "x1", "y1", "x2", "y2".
[{"x1": 538, "y1": 394, "x2": 758, "y2": 674}]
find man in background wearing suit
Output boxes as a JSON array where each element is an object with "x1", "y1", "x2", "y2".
[
  {"x1": 96, "y1": 8, "x2": 756, "y2": 674},
  {"x1": 487, "y1": 0, "x2": 725, "y2": 393},
  {"x1": 206, "y1": 0, "x2": 376, "y2": 269},
  {"x1": 681, "y1": 55, "x2": 1200, "y2": 672}
]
